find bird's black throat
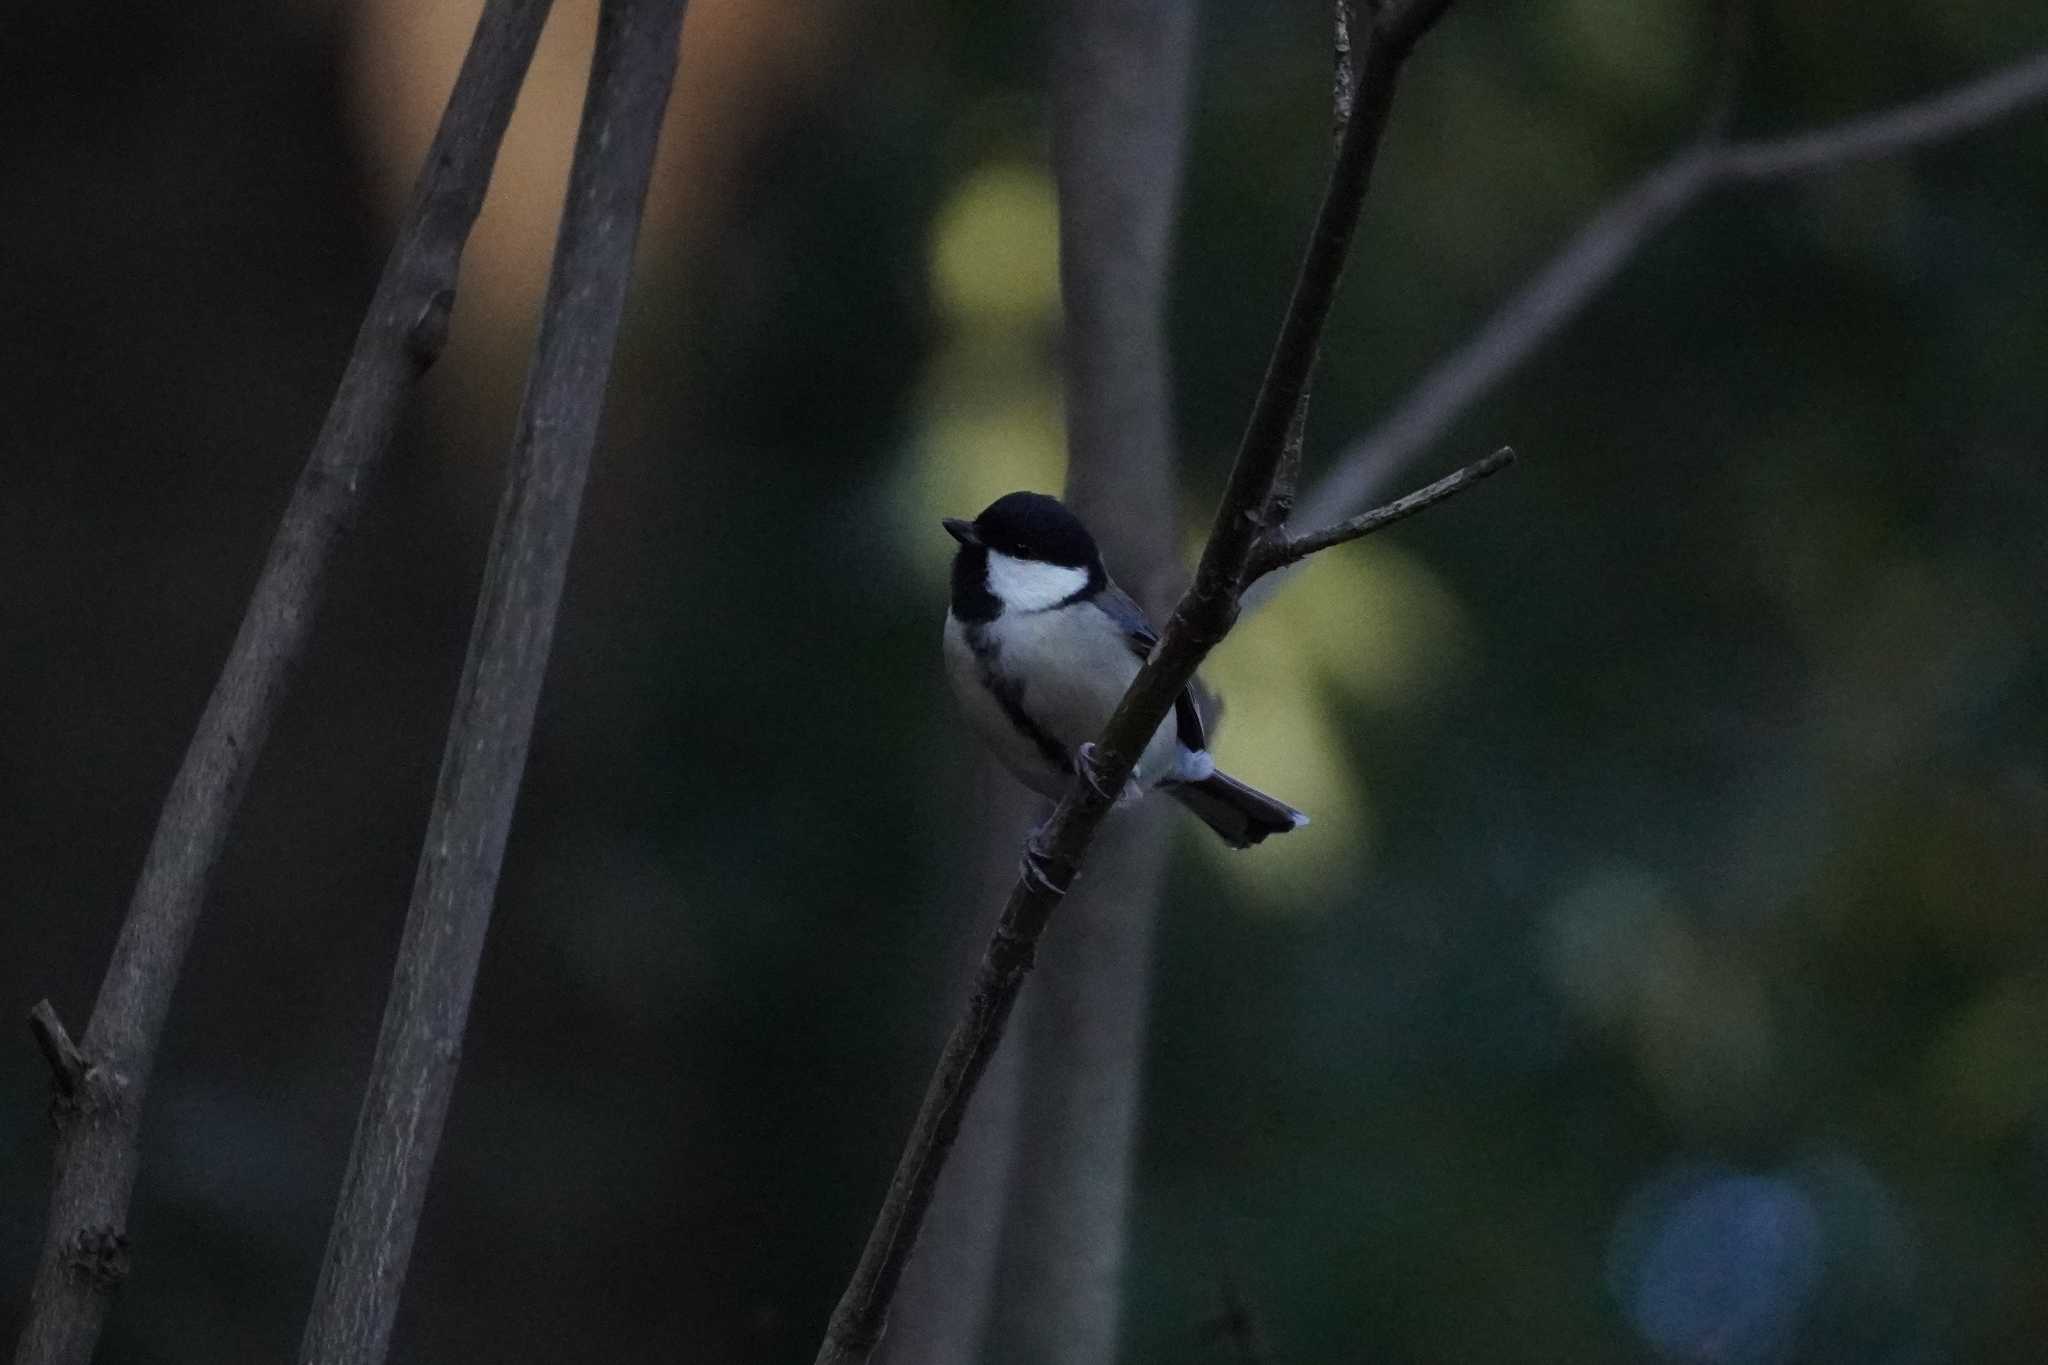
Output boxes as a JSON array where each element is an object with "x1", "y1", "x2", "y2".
[{"x1": 950, "y1": 545, "x2": 1000, "y2": 623}]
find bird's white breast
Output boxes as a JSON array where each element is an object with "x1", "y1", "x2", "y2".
[{"x1": 943, "y1": 600, "x2": 1187, "y2": 797}]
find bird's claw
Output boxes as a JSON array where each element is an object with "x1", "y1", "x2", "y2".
[
  {"x1": 1020, "y1": 826, "x2": 1075, "y2": 896},
  {"x1": 1077, "y1": 742, "x2": 1141, "y2": 806}
]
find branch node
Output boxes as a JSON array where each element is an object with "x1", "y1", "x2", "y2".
[
  {"x1": 66, "y1": 1226, "x2": 132, "y2": 1288},
  {"x1": 406, "y1": 287, "x2": 457, "y2": 369},
  {"x1": 29, "y1": 998, "x2": 90, "y2": 1099}
]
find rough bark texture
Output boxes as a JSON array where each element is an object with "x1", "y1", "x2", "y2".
[
  {"x1": 10, "y1": 6, "x2": 554, "y2": 1363},
  {"x1": 295, "y1": 3, "x2": 686, "y2": 1362}
]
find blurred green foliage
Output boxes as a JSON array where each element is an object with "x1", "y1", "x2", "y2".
[{"x1": 3, "y1": 2, "x2": 2045, "y2": 1362}]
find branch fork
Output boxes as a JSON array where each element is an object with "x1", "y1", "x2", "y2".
[
  {"x1": 28, "y1": 1001, "x2": 90, "y2": 1103},
  {"x1": 62, "y1": 1231, "x2": 130, "y2": 1290},
  {"x1": 1249, "y1": 444, "x2": 1517, "y2": 580}
]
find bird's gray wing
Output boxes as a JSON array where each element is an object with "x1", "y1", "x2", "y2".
[
  {"x1": 1092, "y1": 582, "x2": 1208, "y2": 754},
  {"x1": 1093, "y1": 582, "x2": 1158, "y2": 653}
]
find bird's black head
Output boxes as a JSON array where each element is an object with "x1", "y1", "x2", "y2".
[
  {"x1": 943, "y1": 491, "x2": 1104, "y2": 622},
  {"x1": 943, "y1": 491, "x2": 1101, "y2": 568}
]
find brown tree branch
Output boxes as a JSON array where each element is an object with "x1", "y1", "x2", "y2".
[
  {"x1": 294, "y1": 3, "x2": 686, "y2": 1362},
  {"x1": 1298, "y1": 45, "x2": 2048, "y2": 532},
  {"x1": 811, "y1": 6, "x2": 1466, "y2": 1362},
  {"x1": 10, "y1": 6, "x2": 554, "y2": 1363}
]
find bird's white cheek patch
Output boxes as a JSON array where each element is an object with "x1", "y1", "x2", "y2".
[{"x1": 985, "y1": 552, "x2": 1090, "y2": 612}]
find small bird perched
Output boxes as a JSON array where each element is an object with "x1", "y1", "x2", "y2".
[{"x1": 941, "y1": 491, "x2": 1308, "y2": 848}]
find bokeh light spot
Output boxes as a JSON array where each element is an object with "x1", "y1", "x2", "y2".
[
  {"x1": 928, "y1": 162, "x2": 1061, "y2": 327},
  {"x1": 1542, "y1": 865, "x2": 1776, "y2": 1132},
  {"x1": 1609, "y1": 1163, "x2": 1823, "y2": 1365}
]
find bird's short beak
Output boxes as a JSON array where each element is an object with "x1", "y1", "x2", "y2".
[{"x1": 942, "y1": 517, "x2": 980, "y2": 547}]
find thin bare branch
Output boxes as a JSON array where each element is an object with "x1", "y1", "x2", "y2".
[
  {"x1": 295, "y1": 3, "x2": 685, "y2": 1362},
  {"x1": 811, "y1": 7, "x2": 1462, "y2": 1362},
  {"x1": 1721, "y1": 47, "x2": 2048, "y2": 179},
  {"x1": 10, "y1": 6, "x2": 554, "y2": 1363},
  {"x1": 1300, "y1": 45, "x2": 2048, "y2": 532},
  {"x1": 1251, "y1": 444, "x2": 1515, "y2": 578}
]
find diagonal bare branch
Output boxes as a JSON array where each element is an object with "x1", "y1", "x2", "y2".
[
  {"x1": 10, "y1": 6, "x2": 555, "y2": 1363},
  {"x1": 294, "y1": 4, "x2": 687, "y2": 1362},
  {"x1": 1721, "y1": 47, "x2": 2048, "y2": 178},
  {"x1": 1298, "y1": 45, "x2": 2048, "y2": 532}
]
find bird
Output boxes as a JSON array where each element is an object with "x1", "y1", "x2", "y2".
[{"x1": 941, "y1": 490, "x2": 1308, "y2": 849}]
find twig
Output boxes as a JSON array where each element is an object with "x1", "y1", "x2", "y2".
[
  {"x1": 1298, "y1": 45, "x2": 2048, "y2": 531},
  {"x1": 10, "y1": 6, "x2": 554, "y2": 1363},
  {"x1": 811, "y1": 5, "x2": 1466, "y2": 1362},
  {"x1": 293, "y1": 4, "x2": 685, "y2": 1363},
  {"x1": 26, "y1": 1002, "x2": 88, "y2": 1101},
  {"x1": 1251, "y1": 444, "x2": 1515, "y2": 577}
]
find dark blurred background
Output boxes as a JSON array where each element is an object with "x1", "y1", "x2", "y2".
[{"x1": 5, "y1": 1, "x2": 2046, "y2": 1361}]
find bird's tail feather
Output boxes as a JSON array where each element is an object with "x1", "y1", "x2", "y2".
[{"x1": 1166, "y1": 770, "x2": 1308, "y2": 849}]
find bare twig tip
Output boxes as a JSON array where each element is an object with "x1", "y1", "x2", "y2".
[
  {"x1": 29, "y1": 998, "x2": 89, "y2": 1097},
  {"x1": 1250, "y1": 440, "x2": 1520, "y2": 579}
]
